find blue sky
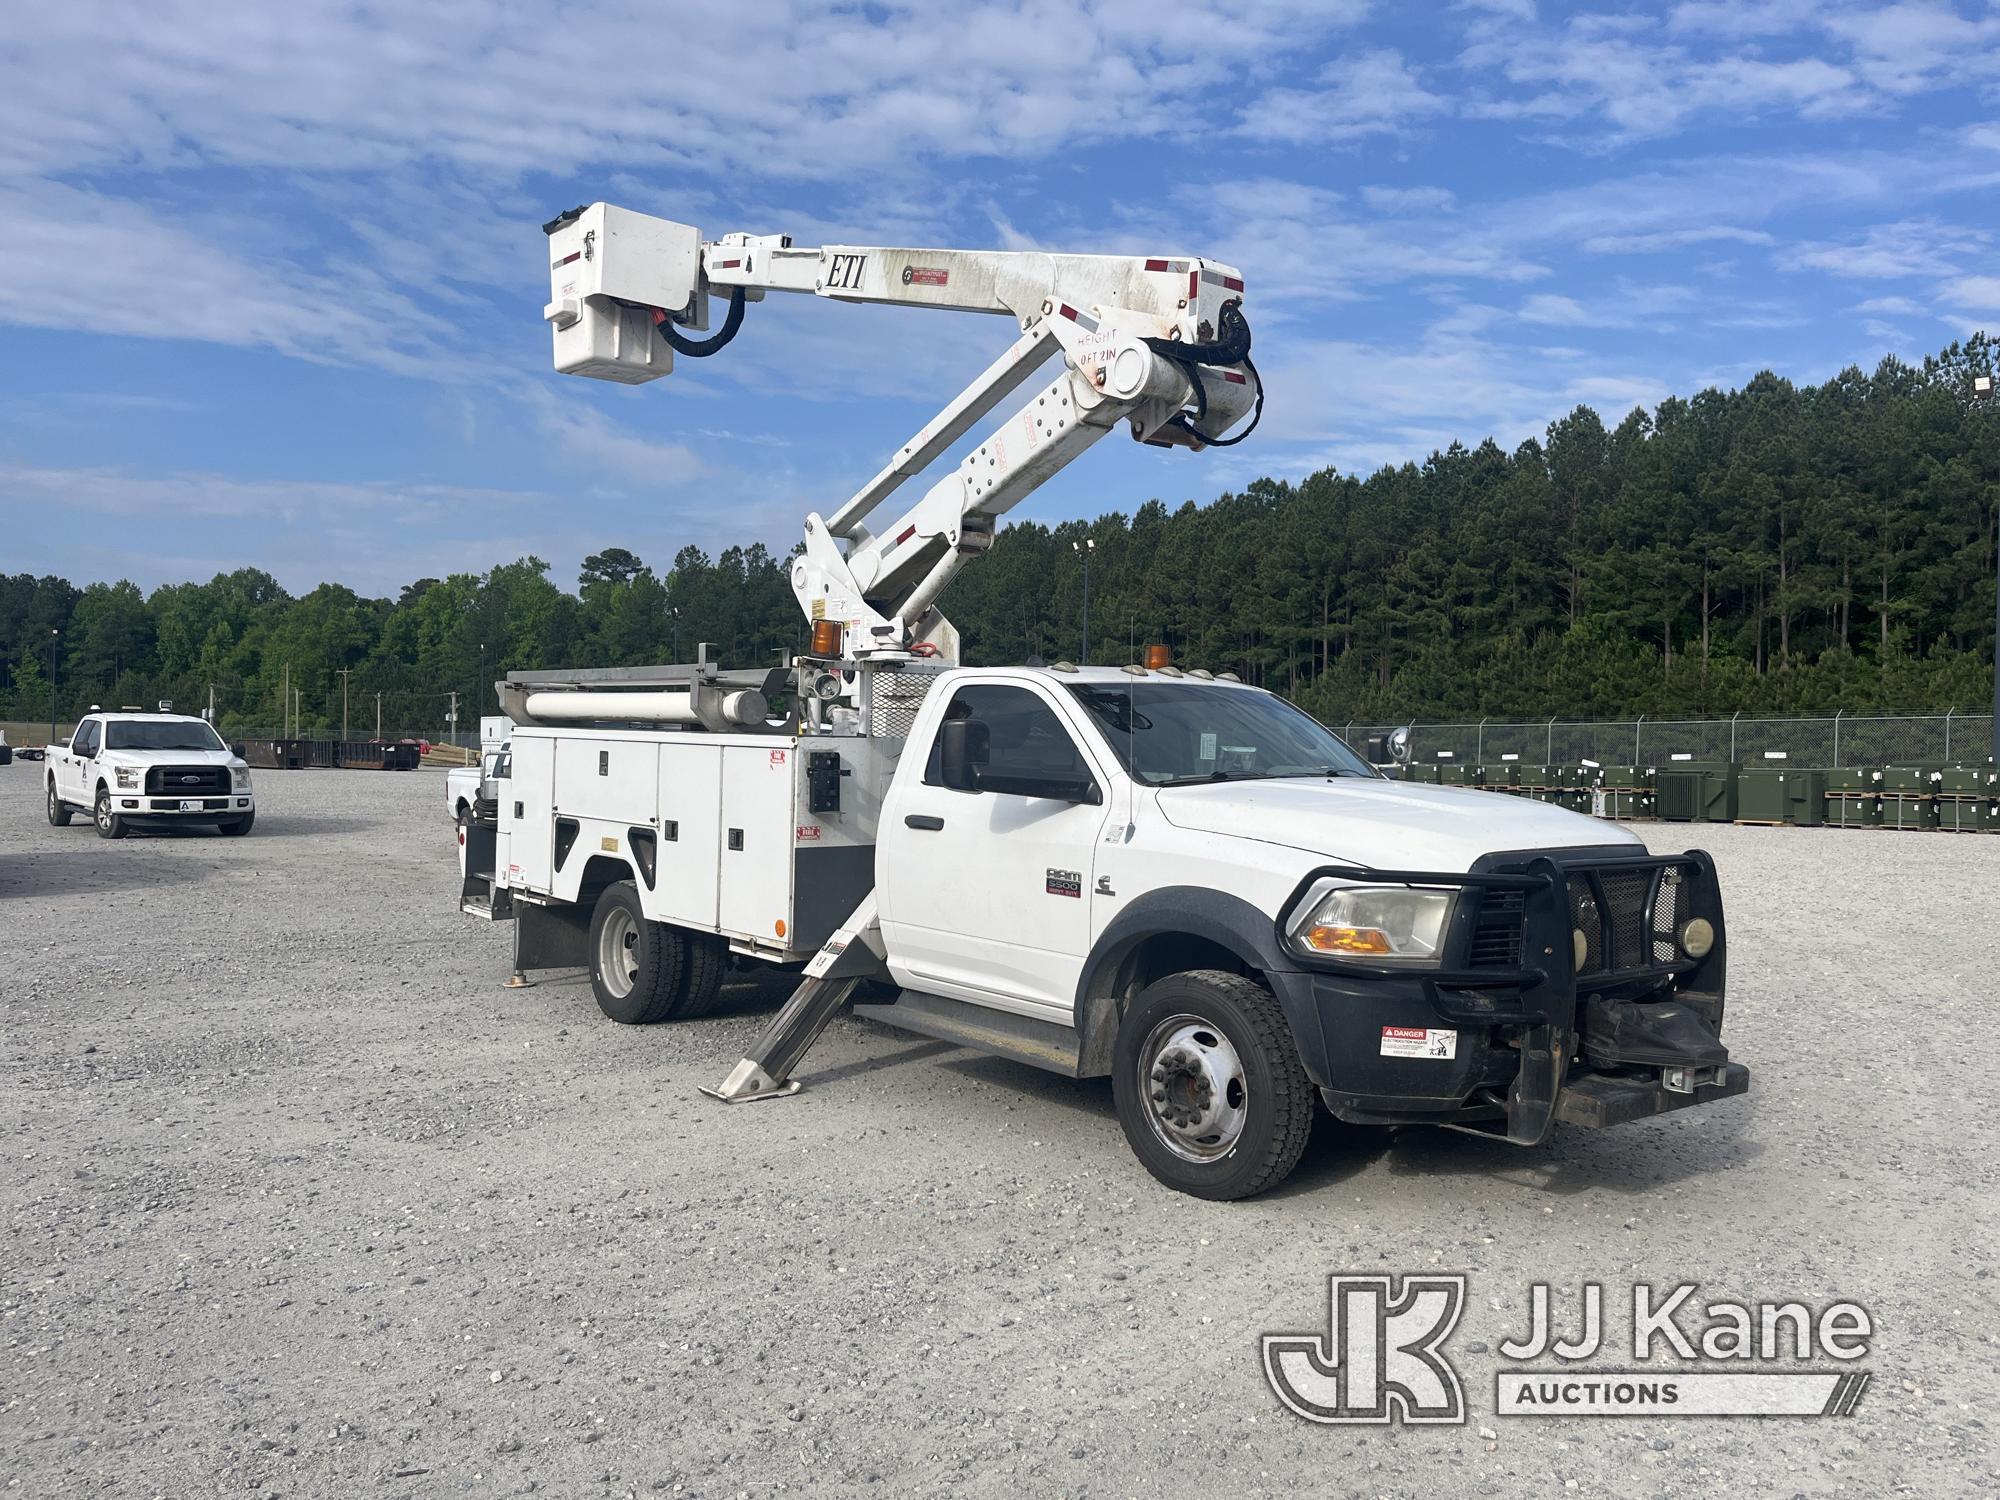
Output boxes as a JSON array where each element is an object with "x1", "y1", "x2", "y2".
[{"x1": 2, "y1": 0, "x2": 1997, "y2": 598}]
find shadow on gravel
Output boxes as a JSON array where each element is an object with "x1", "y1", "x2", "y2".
[
  {"x1": 0, "y1": 850, "x2": 216, "y2": 899},
  {"x1": 230, "y1": 816, "x2": 380, "y2": 838}
]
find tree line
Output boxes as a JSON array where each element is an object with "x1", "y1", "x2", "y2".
[{"x1": 2, "y1": 335, "x2": 1994, "y2": 737}]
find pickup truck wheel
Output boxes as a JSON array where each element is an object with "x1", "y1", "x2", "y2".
[
  {"x1": 1112, "y1": 970, "x2": 1314, "y2": 1201},
  {"x1": 47, "y1": 781, "x2": 72, "y2": 826},
  {"x1": 219, "y1": 812, "x2": 255, "y2": 836},
  {"x1": 675, "y1": 932, "x2": 728, "y2": 1018},
  {"x1": 93, "y1": 787, "x2": 128, "y2": 841},
  {"x1": 588, "y1": 881, "x2": 685, "y2": 1024}
]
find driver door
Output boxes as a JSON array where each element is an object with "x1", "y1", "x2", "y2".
[{"x1": 880, "y1": 682, "x2": 1111, "y2": 1020}]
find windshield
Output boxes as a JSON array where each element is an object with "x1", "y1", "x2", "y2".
[
  {"x1": 1065, "y1": 682, "x2": 1376, "y2": 786},
  {"x1": 103, "y1": 719, "x2": 227, "y2": 752}
]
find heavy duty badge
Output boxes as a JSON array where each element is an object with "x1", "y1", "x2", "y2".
[{"x1": 1045, "y1": 868, "x2": 1082, "y2": 898}]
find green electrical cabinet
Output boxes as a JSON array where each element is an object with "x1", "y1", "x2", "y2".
[
  {"x1": 1938, "y1": 764, "x2": 1998, "y2": 833},
  {"x1": 1825, "y1": 768, "x2": 1882, "y2": 828},
  {"x1": 1593, "y1": 764, "x2": 1653, "y2": 820},
  {"x1": 1880, "y1": 764, "x2": 1941, "y2": 830},
  {"x1": 1655, "y1": 760, "x2": 1739, "y2": 822},
  {"x1": 1737, "y1": 766, "x2": 1827, "y2": 826}
]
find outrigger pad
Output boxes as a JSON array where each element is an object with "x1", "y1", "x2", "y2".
[{"x1": 1580, "y1": 997, "x2": 1730, "y2": 1071}]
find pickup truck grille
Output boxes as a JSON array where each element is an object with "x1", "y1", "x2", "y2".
[
  {"x1": 145, "y1": 765, "x2": 229, "y2": 795},
  {"x1": 1466, "y1": 889, "x2": 1525, "y2": 968},
  {"x1": 1568, "y1": 865, "x2": 1686, "y2": 975}
]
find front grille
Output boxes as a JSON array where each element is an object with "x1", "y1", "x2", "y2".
[
  {"x1": 1568, "y1": 866, "x2": 1687, "y2": 976},
  {"x1": 1467, "y1": 889, "x2": 1525, "y2": 968},
  {"x1": 145, "y1": 765, "x2": 228, "y2": 795}
]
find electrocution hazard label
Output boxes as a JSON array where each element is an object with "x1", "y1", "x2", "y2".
[{"x1": 1381, "y1": 1025, "x2": 1458, "y2": 1059}]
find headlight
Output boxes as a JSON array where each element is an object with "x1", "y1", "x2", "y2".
[
  {"x1": 233, "y1": 765, "x2": 253, "y2": 792},
  {"x1": 114, "y1": 766, "x2": 140, "y2": 789},
  {"x1": 1288, "y1": 884, "x2": 1455, "y2": 962}
]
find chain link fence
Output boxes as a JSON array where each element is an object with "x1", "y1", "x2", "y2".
[{"x1": 1336, "y1": 712, "x2": 1998, "y2": 768}]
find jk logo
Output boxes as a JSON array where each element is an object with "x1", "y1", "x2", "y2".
[{"x1": 1263, "y1": 1274, "x2": 1467, "y2": 1425}]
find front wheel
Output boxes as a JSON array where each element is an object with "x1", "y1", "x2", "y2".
[
  {"x1": 218, "y1": 812, "x2": 255, "y2": 836},
  {"x1": 47, "y1": 782, "x2": 72, "y2": 826},
  {"x1": 93, "y1": 787, "x2": 127, "y2": 841},
  {"x1": 587, "y1": 881, "x2": 685, "y2": 1024},
  {"x1": 1111, "y1": 970, "x2": 1315, "y2": 1201}
]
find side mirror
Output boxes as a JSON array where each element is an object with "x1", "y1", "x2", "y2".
[
  {"x1": 231, "y1": 741, "x2": 246, "y2": 758},
  {"x1": 938, "y1": 717, "x2": 989, "y2": 792}
]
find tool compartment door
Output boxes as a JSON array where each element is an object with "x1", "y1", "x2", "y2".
[
  {"x1": 718, "y1": 744, "x2": 799, "y2": 943},
  {"x1": 655, "y1": 742, "x2": 723, "y2": 928},
  {"x1": 508, "y1": 735, "x2": 557, "y2": 893}
]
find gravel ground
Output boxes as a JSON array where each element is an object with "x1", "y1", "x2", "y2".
[{"x1": 4, "y1": 765, "x2": 1996, "y2": 1498}]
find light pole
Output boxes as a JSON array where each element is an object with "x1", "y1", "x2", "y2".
[
  {"x1": 48, "y1": 628, "x2": 58, "y2": 744},
  {"x1": 1072, "y1": 537, "x2": 1095, "y2": 663},
  {"x1": 475, "y1": 642, "x2": 485, "y2": 744},
  {"x1": 1977, "y1": 371, "x2": 1997, "y2": 765}
]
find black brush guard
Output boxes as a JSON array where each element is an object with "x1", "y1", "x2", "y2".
[{"x1": 1274, "y1": 847, "x2": 1749, "y2": 1145}]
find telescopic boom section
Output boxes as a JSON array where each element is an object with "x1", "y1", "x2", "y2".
[{"x1": 544, "y1": 202, "x2": 1260, "y2": 660}]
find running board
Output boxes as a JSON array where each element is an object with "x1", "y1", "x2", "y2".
[{"x1": 853, "y1": 990, "x2": 1082, "y2": 1077}]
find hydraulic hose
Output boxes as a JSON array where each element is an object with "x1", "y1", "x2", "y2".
[
  {"x1": 1141, "y1": 301, "x2": 1263, "y2": 448},
  {"x1": 651, "y1": 285, "x2": 747, "y2": 358}
]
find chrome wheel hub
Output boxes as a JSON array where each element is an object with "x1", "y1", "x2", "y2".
[
  {"x1": 597, "y1": 907, "x2": 640, "y2": 999},
  {"x1": 1138, "y1": 1015, "x2": 1248, "y2": 1163}
]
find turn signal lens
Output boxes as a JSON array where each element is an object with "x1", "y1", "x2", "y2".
[
  {"x1": 1303, "y1": 924, "x2": 1393, "y2": 955},
  {"x1": 1679, "y1": 917, "x2": 1715, "y2": 959}
]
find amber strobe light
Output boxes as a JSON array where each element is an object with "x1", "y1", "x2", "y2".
[
  {"x1": 1143, "y1": 643, "x2": 1171, "y2": 670},
  {"x1": 809, "y1": 618, "x2": 844, "y2": 657}
]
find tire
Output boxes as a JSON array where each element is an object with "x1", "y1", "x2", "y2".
[
  {"x1": 46, "y1": 781, "x2": 72, "y2": 827},
  {"x1": 587, "y1": 881, "x2": 685, "y2": 1024},
  {"x1": 676, "y1": 931, "x2": 729, "y2": 1018},
  {"x1": 1111, "y1": 969, "x2": 1315, "y2": 1201},
  {"x1": 93, "y1": 786, "x2": 127, "y2": 841},
  {"x1": 218, "y1": 812, "x2": 255, "y2": 836}
]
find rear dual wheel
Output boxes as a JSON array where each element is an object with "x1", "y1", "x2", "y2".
[{"x1": 587, "y1": 881, "x2": 727, "y2": 1024}]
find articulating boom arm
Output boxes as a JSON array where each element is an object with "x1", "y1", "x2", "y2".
[{"x1": 544, "y1": 202, "x2": 1260, "y2": 660}]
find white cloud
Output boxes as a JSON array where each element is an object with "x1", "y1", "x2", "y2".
[
  {"x1": 1854, "y1": 295, "x2": 1924, "y2": 315},
  {"x1": 1361, "y1": 184, "x2": 1458, "y2": 213},
  {"x1": 1238, "y1": 50, "x2": 1448, "y2": 143},
  {"x1": 0, "y1": 178, "x2": 456, "y2": 375},
  {"x1": 1583, "y1": 226, "x2": 1775, "y2": 253},
  {"x1": 1783, "y1": 218, "x2": 1990, "y2": 278},
  {"x1": 1937, "y1": 275, "x2": 2000, "y2": 317},
  {"x1": 1519, "y1": 293, "x2": 1593, "y2": 325},
  {"x1": 0, "y1": 1, "x2": 1375, "y2": 181}
]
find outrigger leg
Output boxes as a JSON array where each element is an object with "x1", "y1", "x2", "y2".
[{"x1": 702, "y1": 894, "x2": 886, "y2": 1102}]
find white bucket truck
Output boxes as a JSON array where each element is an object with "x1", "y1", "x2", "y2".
[{"x1": 458, "y1": 205, "x2": 1747, "y2": 1198}]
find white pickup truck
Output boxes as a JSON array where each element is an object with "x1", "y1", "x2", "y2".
[
  {"x1": 456, "y1": 201, "x2": 1746, "y2": 1199},
  {"x1": 464, "y1": 664, "x2": 1746, "y2": 1199},
  {"x1": 44, "y1": 711, "x2": 255, "y2": 838}
]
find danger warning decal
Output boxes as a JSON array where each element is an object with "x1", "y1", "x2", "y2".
[
  {"x1": 1380, "y1": 1025, "x2": 1458, "y2": 1060},
  {"x1": 902, "y1": 265, "x2": 949, "y2": 287}
]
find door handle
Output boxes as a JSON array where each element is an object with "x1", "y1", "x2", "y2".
[{"x1": 904, "y1": 814, "x2": 945, "y2": 831}]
